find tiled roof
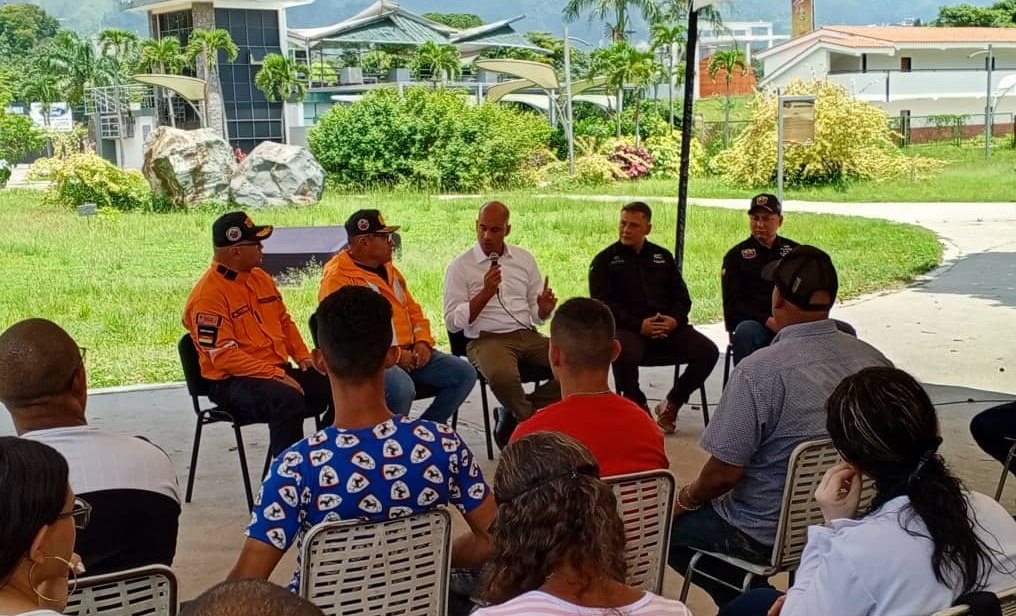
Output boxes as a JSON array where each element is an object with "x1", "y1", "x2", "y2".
[{"x1": 825, "y1": 25, "x2": 1016, "y2": 44}]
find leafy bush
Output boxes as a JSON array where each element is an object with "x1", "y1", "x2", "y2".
[
  {"x1": 41, "y1": 153, "x2": 151, "y2": 211},
  {"x1": 607, "y1": 143, "x2": 654, "y2": 179},
  {"x1": 712, "y1": 80, "x2": 946, "y2": 187},
  {"x1": 574, "y1": 101, "x2": 673, "y2": 140},
  {"x1": 642, "y1": 134, "x2": 708, "y2": 179},
  {"x1": 538, "y1": 154, "x2": 624, "y2": 188},
  {"x1": 0, "y1": 159, "x2": 10, "y2": 188},
  {"x1": 0, "y1": 110, "x2": 44, "y2": 162},
  {"x1": 309, "y1": 88, "x2": 553, "y2": 191}
]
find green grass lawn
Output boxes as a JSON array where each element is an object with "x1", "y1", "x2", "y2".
[
  {"x1": 0, "y1": 188, "x2": 941, "y2": 387},
  {"x1": 551, "y1": 142, "x2": 1016, "y2": 203}
]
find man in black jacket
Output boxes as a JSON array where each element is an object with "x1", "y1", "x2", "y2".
[
  {"x1": 590, "y1": 202, "x2": 718, "y2": 434},
  {"x1": 721, "y1": 194, "x2": 799, "y2": 365}
]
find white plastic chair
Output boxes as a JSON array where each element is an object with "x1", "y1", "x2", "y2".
[
  {"x1": 64, "y1": 564, "x2": 177, "y2": 616},
  {"x1": 679, "y1": 438, "x2": 851, "y2": 601},
  {"x1": 931, "y1": 585, "x2": 1016, "y2": 615},
  {"x1": 299, "y1": 508, "x2": 452, "y2": 616},
  {"x1": 605, "y1": 469, "x2": 676, "y2": 594}
]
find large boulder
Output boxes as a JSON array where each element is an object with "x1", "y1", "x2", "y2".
[
  {"x1": 230, "y1": 142, "x2": 325, "y2": 208},
  {"x1": 143, "y1": 127, "x2": 235, "y2": 207}
]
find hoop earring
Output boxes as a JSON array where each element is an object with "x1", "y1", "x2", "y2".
[{"x1": 28, "y1": 555, "x2": 78, "y2": 604}]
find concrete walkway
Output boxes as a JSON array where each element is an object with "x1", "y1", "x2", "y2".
[{"x1": 1, "y1": 197, "x2": 1014, "y2": 613}]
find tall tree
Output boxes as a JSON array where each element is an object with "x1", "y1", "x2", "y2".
[
  {"x1": 707, "y1": 47, "x2": 748, "y2": 147},
  {"x1": 0, "y1": 3, "x2": 60, "y2": 58},
  {"x1": 41, "y1": 30, "x2": 101, "y2": 105},
  {"x1": 98, "y1": 28, "x2": 140, "y2": 167},
  {"x1": 255, "y1": 53, "x2": 306, "y2": 143},
  {"x1": 185, "y1": 28, "x2": 239, "y2": 136},
  {"x1": 562, "y1": 0, "x2": 660, "y2": 41},
  {"x1": 138, "y1": 36, "x2": 184, "y2": 127},
  {"x1": 589, "y1": 40, "x2": 661, "y2": 139},
  {"x1": 650, "y1": 21, "x2": 686, "y2": 128},
  {"x1": 935, "y1": 2, "x2": 1010, "y2": 25}
]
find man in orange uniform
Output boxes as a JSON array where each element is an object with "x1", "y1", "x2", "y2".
[
  {"x1": 183, "y1": 211, "x2": 331, "y2": 459},
  {"x1": 318, "y1": 210, "x2": 476, "y2": 424}
]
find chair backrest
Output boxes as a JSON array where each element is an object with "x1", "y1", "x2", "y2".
[
  {"x1": 447, "y1": 329, "x2": 468, "y2": 358},
  {"x1": 931, "y1": 585, "x2": 1016, "y2": 616},
  {"x1": 769, "y1": 438, "x2": 842, "y2": 570},
  {"x1": 177, "y1": 334, "x2": 210, "y2": 398},
  {"x1": 299, "y1": 508, "x2": 452, "y2": 616},
  {"x1": 65, "y1": 564, "x2": 177, "y2": 616},
  {"x1": 605, "y1": 469, "x2": 676, "y2": 594}
]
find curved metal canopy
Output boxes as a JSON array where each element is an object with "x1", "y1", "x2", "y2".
[
  {"x1": 475, "y1": 59, "x2": 559, "y2": 90},
  {"x1": 132, "y1": 74, "x2": 206, "y2": 101},
  {"x1": 486, "y1": 78, "x2": 536, "y2": 103}
]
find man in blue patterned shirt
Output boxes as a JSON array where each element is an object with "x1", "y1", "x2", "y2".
[
  {"x1": 667, "y1": 246, "x2": 892, "y2": 608},
  {"x1": 228, "y1": 286, "x2": 495, "y2": 590}
]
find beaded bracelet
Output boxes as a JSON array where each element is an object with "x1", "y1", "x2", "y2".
[{"x1": 676, "y1": 485, "x2": 702, "y2": 512}]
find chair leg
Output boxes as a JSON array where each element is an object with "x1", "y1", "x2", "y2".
[
  {"x1": 699, "y1": 386, "x2": 710, "y2": 427},
  {"x1": 739, "y1": 571, "x2": 756, "y2": 593},
  {"x1": 723, "y1": 343, "x2": 732, "y2": 387},
  {"x1": 994, "y1": 442, "x2": 1016, "y2": 501},
  {"x1": 451, "y1": 407, "x2": 458, "y2": 431},
  {"x1": 233, "y1": 424, "x2": 254, "y2": 511},
  {"x1": 261, "y1": 448, "x2": 272, "y2": 484},
  {"x1": 185, "y1": 416, "x2": 204, "y2": 504},
  {"x1": 479, "y1": 379, "x2": 493, "y2": 460},
  {"x1": 679, "y1": 551, "x2": 703, "y2": 602}
]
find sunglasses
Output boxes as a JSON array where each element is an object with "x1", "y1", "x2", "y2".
[{"x1": 56, "y1": 497, "x2": 92, "y2": 530}]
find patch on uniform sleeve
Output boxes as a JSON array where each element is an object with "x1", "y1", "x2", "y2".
[
  {"x1": 195, "y1": 313, "x2": 220, "y2": 347},
  {"x1": 741, "y1": 248, "x2": 757, "y2": 260},
  {"x1": 231, "y1": 306, "x2": 250, "y2": 319}
]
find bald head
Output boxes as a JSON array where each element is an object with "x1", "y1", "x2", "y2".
[
  {"x1": 0, "y1": 318, "x2": 84, "y2": 412},
  {"x1": 476, "y1": 201, "x2": 512, "y2": 256},
  {"x1": 181, "y1": 580, "x2": 324, "y2": 616}
]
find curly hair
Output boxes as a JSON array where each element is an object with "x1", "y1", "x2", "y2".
[
  {"x1": 827, "y1": 367, "x2": 998, "y2": 595},
  {"x1": 483, "y1": 432, "x2": 627, "y2": 605}
]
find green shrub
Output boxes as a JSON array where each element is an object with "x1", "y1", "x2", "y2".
[
  {"x1": 0, "y1": 110, "x2": 44, "y2": 162},
  {"x1": 0, "y1": 159, "x2": 10, "y2": 188},
  {"x1": 41, "y1": 153, "x2": 152, "y2": 211},
  {"x1": 538, "y1": 154, "x2": 624, "y2": 188},
  {"x1": 642, "y1": 134, "x2": 708, "y2": 179},
  {"x1": 712, "y1": 80, "x2": 946, "y2": 187},
  {"x1": 309, "y1": 88, "x2": 553, "y2": 191}
]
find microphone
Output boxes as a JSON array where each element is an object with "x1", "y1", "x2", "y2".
[{"x1": 489, "y1": 252, "x2": 499, "y2": 268}]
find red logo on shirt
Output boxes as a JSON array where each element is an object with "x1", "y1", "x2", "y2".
[{"x1": 741, "y1": 248, "x2": 757, "y2": 259}]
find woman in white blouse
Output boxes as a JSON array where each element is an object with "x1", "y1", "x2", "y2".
[
  {"x1": 0, "y1": 437, "x2": 85, "y2": 616},
  {"x1": 721, "y1": 367, "x2": 1016, "y2": 616}
]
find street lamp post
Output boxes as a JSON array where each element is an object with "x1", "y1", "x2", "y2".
[{"x1": 970, "y1": 44, "x2": 994, "y2": 160}]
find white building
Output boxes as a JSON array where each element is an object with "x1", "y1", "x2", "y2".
[
  {"x1": 757, "y1": 26, "x2": 1016, "y2": 127},
  {"x1": 699, "y1": 21, "x2": 789, "y2": 63}
]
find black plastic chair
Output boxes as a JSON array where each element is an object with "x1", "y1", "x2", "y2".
[
  {"x1": 639, "y1": 350, "x2": 711, "y2": 427},
  {"x1": 448, "y1": 330, "x2": 552, "y2": 460},
  {"x1": 177, "y1": 334, "x2": 260, "y2": 511}
]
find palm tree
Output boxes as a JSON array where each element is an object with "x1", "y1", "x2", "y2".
[
  {"x1": 650, "y1": 21, "x2": 686, "y2": 129},
  {"x1": 562, "y1": 0, "x2": 660, "y2": 41},
  {"x1": 707, "y1": 47, "x2": 748, "y2": 147},
  {"x1": 255, "y1": 53, "x2": 306, "y2": 143},
  {"x1": 97, "y1": 28, "x2": 140, "y2": 168},
  {"x1": 41, "y1": 30, "x2": 98, "y2": 105},
  {"x1": 138, "y1": 36, "x2": 184, "y2": 127},
  {"x1": 185, "y1": 28, "x2": 239, "y2": 136},
  {"x1": 411, "y1": 41, "x2": 461, "y2": 86},
  {"x1": 589, "y1": 41, "x2": 660, "y2": 140},
  {"x1": 20, "y1": 70, "x2": 62, "y2": 127}
]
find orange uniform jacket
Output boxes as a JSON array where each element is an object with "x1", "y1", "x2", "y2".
[
  {"x1": 183, "y1": 262, "x2": 312, "y2": 381},
  {"x1": 318, "y1": 250, "x2": 435, "y2": 348}
]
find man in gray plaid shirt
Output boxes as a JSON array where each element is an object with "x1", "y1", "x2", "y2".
[{"x1": 667, "y1": 245, "x2": 892, "y2": 608}]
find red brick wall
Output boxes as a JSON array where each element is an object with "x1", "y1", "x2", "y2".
[
  {"x1": 908, "y1": 122, "x2": 1013, "y2": 144},
  {"x1": 699, "y1": 57, "x2": 757, "y2": 98}
]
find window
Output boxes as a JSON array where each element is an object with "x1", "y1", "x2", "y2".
[{"x1": 900, "y1": 57, "x2": 912, "y2": 72}]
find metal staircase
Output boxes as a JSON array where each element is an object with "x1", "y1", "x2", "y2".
[{"x1": 84, "y1": 84, "x2": 156, "y2": 139}]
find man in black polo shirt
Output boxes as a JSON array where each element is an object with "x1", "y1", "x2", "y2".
[
  {"x1": 721, "y1": 193, "x2": 799, "y2": 365},
  {"x1": 590, "y1": 201, "x2": 718, "y2": 434}
]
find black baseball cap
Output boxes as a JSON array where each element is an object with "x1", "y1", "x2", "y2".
[
  {"x1": 749, "y1": 193, "x2": 782, "y2": 215},
  {"x1": 212, "y1": 211, "x2": 273, "y2": 247},
  {"x1": 345, "y1": 209, "x2": 400, "y2": 238},
  {"x1": 761, "y1": 245, "x2": 838, "y2": 311}
]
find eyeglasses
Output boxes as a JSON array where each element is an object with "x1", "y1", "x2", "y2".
[
  {"x1": 56, "y1": 497, "x2": 92, "y2": 530},
  {"x1": 78, "y1": 346, "x2": 88, "y2": 364}
]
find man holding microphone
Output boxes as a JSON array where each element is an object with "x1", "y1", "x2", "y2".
[{"x1": 444, "y1": 201, "x2": 560, "y2": 447}]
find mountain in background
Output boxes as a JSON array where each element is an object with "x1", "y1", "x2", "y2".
[{"x1": 0, "y1": 0, "x2": 1000, "y2": 41}]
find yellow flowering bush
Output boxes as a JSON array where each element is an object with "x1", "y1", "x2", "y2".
[
  {"x1": 641, "y1": 134, "x2": 709, "y2": 179},
  {"x1": 712, "y1": 80, "x2": 946, "y2": 187},
  {"x1": 41, "y1": 153, "x2": 152, "y2": 211}
]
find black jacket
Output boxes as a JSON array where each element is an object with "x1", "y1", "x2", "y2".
[
  {"x1": 589, "y1": 240, "x2": 692, "y2": 332},
  {"x1": 720, "y1": 235, "x2": 799, "y2": 331}
]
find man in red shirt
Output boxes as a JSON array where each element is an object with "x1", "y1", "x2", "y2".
[{"x1": 511, "y1": 297, "x2": 669, "y2": 477}]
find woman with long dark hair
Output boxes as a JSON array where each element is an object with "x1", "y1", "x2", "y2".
[
  {"x1": 474, "y1": 431, "x2": 691, "y2": 615},
  {"x1": 722, "y1": 367, "x2": 1016, "y2": 616},
  {"x1": 0, "y1": 437, "x2": 86, "y2": 616}
]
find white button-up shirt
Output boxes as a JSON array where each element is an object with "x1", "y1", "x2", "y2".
[{"x1": 444, "y1": 243, "x2": 546, "y2": 339}]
